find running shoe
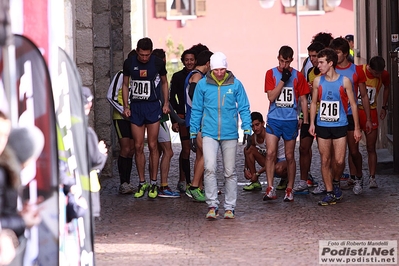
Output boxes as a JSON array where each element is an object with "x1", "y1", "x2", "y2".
[
  {"x1": 148, "y1": 184, "x2": 158, "y2": 199},
  {"x1": 369, "y1": 176, "x2": 378, "y2": 189},
  {"x1": 224, "y1": 210, "x2": 235, "y2": 219},
  {"x1": 189, "y1": 187, "x2": 206, "y2": 202},
  {"x1": 185, "y1": 188, "x2": 193, "y2": 198},
  {"x1": 311, "y1": 181, "x2": 326, "y2": 195},
  {"x1": 176, "y1": 181, "x2": 187, "y2": 193},
  {"x1": 206, "y1": 207, "x2": 219, "y2": 220},
  {"x1": 306, "y1": 173, "x2": 318, "y2": 187},
  {"x1": 318, "y1": 193, "x2": 337, "y2": 206},
  {"x1": 134, "y1": 182, "x2": 149, "y2": 198},
  {"x1": 346, "y1": 176, "x2": 355, "y2": 187},
  {"x1": 340, "y1": 173, "x2": 350, "y2": 180},
  {"x1": 263, "y1": 186, "x2": 277, "y2": 200},
  {"x1": 158, "y1": 186, "x2": 180, "y2": 198},
  {"x1": 284, "y1": 188, "x2": 294, "y2": 202},
  {"x1": 276, "y1": 178, "x2": 288, "y2": 190},
  {"x1": 333, "y1": 184, "x2": 343, "y2": 200},
  {"x1": 293, "y1": 181, "x2": 309, "y2": 195},
  {"x1": 243, "y1": 181, "x2": 262, "y2": 191},
  {"x1": 119, "y1": 182, "x2": 134, "y2": 194},
  {"x1": 353, "y1": 178, "x2": 363, "y2": 195}
]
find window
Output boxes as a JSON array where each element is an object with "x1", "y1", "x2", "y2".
[
  {"x1": 283, "y1": 0, "x2": 337, "y2": 14},
  {"x1": 155, "y1": 0, "x2": 206, "y2": 19}
]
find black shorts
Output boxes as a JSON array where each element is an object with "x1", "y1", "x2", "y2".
[
  {"x1": 130, "y1": 101, "x2": 162, "y2": 126},
  {"x1": 347, "y1": 115, "x2": 355, "y2": 131},
  {"x1": 316, "y1": 125, "x2": 347, "y2": 140},
  {"x1": 113, "y1": 119, "x2": 133, "y2": 139},
  {"x1": 300, "y1": 117, "x2": 317, "y2": 139}
]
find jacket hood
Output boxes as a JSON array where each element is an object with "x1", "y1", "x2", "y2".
[{"x1": 205, "y1": 70, "x2": 235, "y2": 86}]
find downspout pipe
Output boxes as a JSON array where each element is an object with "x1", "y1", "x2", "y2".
[{"x1": 390, "y1": 0, "x2": 399, "y2": 173}]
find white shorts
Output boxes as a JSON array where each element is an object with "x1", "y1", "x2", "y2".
[{"x1": 158, "y1": 121, "x2": 171, "y2": 143}]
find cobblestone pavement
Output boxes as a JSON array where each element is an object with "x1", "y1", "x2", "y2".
[{"x1": 94, "y1": 141, "x2": 399, "y2": 266}]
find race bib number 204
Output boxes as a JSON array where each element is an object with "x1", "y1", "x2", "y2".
[{"x1": 131, "y1": 80, "x2": 151, "y2": 100}]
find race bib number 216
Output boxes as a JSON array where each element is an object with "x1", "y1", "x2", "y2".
[{"x1": 320, "y1": 100, "x2": 339, "y2": 122}]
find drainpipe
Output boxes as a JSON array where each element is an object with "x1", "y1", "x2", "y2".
[{"x1": 390, "y1": 0, "x2": 399, "y2": 173}]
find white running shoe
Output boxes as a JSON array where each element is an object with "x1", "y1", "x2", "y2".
[
  {"x1": 312, "y1": 181, "x2": 326, "y2": 195},
  {"x1": 369, "y1": 177, "x2": 378, "y2": 189},
  {"x1": 353, "y1": 178, "x2": 363, "y2": 195}
]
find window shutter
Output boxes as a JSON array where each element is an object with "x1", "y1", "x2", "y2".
[
  {"x1": 155, "y1": 0, "x2": 167, "y2": 18},
  {"x1": 195, "y1": 0, "x2": 206, "y2": 16},
  {"x1": 284, "y1": 6, "x2": 296, "y2": 13}
]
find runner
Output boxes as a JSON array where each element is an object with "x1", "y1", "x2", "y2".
[{"x1": 122, "y1": 37, "x2": 170, "y2": 199}]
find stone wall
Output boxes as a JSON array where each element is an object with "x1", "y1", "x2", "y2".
[{"x1": 74, "y1": 0, "x2": 132, "y2": 178}]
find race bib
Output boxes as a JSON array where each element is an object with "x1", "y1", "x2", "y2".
[
  {"x1": 357, "y1": 86, "x2": 376, "y2": 105},
  {"x1": 320, "y1": 100, "x2": 339, "y2": 122},
  {"x1": 276, "y1": 86, "x2": 294, "y2": 107},
  {"x1": 131, "y1": 80, "x2": 151, "y2": 100}
]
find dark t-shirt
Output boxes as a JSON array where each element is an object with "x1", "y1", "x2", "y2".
[
  {"x1": 123, "y1": 54, "x2": 167, "y2": 102},
  {"x1": 170, "y1": 68, "x2": 190, "y2": 120}
]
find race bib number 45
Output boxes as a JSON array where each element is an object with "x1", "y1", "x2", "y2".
[
  {"x1": 131, "y1": 80, "x2": 151, "y2": 100},
  {"x1": 320, "y1": 100, "x2": 340, "y2": 122},
  {"x1": 276, "y1": 87, "x2": 294, "y2": 107}
]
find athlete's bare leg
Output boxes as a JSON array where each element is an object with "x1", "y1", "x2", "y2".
[
  {"x1": 317, "y1": 138, "x2": 333, "y2": 191},
  {"x1": 365, "y1": 129, "x2": 378, "y2": 176},
  {"x1": 284, "y1": 139, "x2": 296, "y2": 189},
  {"x1": 191, "y1": 132, "x2": 203, "y2": 188},
  {"x1": 265, "y1": 133, "x2": 278, "y2": 187},
  {"x1": 347, "y1": 130, "x2": 362, "y2": 178}
]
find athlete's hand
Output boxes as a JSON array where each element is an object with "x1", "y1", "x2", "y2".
[
  {"x1": 281, "y1": 68, "x2": 292, "y2": 83},
  {"x1": 172, "y1": 123, "x2": 179, "y2": 133},
  {"x1": 123, "y1": 107, "x2": 131, "y2": 118},
  {"x1": 308, "y1": 124, "x2": 316, "y2": 137},
  {"x1": 380, "y1": 108, "x2": 387, "y2": 120},
  {"x1": 365, "y1": 120, "x2": 372, "y2": 135},
  {"x1": 163, "y1": 103, "x2": 170, "y2": 114},
  {"x1": 244, "y1": 169, "x2": 252, "y2": 180},
  {"x1": 298, "y1": 119, "x2": 303, "y2": 129},
  {"x1": 354, "y1": 129, "x2": 362, "y2": 143},
  {"x1": 190, "y1": 138, "x2": 197, "y2": 153}
]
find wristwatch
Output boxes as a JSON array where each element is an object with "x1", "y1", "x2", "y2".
[{"x1": 382, "y1": 105, "x2": 388, "y2": 110}]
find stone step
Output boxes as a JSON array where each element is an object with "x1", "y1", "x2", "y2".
[{"x1": 376, "y1": 148, "x2": 393, "y2": 174}]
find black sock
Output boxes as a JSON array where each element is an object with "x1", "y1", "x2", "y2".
[
  {"x1": 117, "y1": 156, "x2": 125, "y2": 184},
  {"x1": 118, "y1": 156, "x2": 133, "y2": 184},
  {"x1": 350, "y1": 175, "x2": 356, "y2": 180},
  {"x1": 190, "y1": 186, "x2": 198, "y2": 190},
  {"x1": 182, "y1": 158, "x2": 191, "y2": 184},
  {"x1": 125, "y1": 157, "x2": 133, "y2": 183},
  {"x1": 333, "y1": 180, "x2": 340, "y2": 186}
]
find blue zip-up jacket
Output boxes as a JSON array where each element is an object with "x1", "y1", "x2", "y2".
[{"x1": 190, "y1": 70, "x2": 251, "y2": 140}]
